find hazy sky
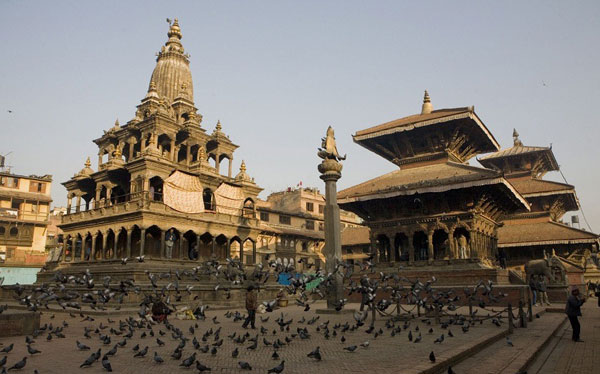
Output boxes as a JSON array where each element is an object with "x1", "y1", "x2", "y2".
[{"x1": 1, "y1": 1, "x2": 599, "y2": 231}]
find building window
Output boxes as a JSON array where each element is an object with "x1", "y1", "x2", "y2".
[
  {"x1": 301, "y1": 242, "x2": 308, "y2": 252},
  {"x1": 29, "y1": 182, "x2": 46, "y2": 193},
  {"x1": 279, "y1": 215, "x2": 291, "y2": 225},
  {"x1": 0, "y1": 226, "x2": 5, "y2": 236},
  {"x1": 319, "y1": 205, "x2": 324, "y2": 214},
  {"x1": 0, "y1": 177, "x2": 19, "y2": 188},
  {"x1": 306, "y1": 202, "x2": 314, "y2": 212},
  {"x1": 318, "y1": 222, "x2": 324, "y2": 231},
  {"x1": 305, "y1": 220, "x2": 315, "y2": 230},
  {"x1": 9, "y1": 227, "x2": 18, "y2": 236},
  {"x1": 260, "y1": 212, "x2": 270, "y2": 222}
]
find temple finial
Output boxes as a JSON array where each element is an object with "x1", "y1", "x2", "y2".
[
  {"x1": 215, "y1": 120, "x2": 222, "y2": 132},
  {"x1": 513, "y1": 128, "x2": 523, "y2": 146},
  {"x1": 240, "y1": 160, "x2": 246, "y2": 172},
  {"x1": 168, "y1": 18, "x2": 182, "y2": 40},
  {"x1": 421, "y1": 90, "x2": 433, "y2": 114},
  {"x1": 84, "y1": 157, "x2": 91, "y2": 168}
]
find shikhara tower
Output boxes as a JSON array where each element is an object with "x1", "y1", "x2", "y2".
[{"x1": 49, "y1": 20, "x2": 264, "y2": 280}]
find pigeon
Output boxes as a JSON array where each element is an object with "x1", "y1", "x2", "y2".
[
  {"x1": 0, "y1": 356, "x2": 6, "y2": 367},
  {"x1": 343, "y1": 345, "x2": 358, "y2": 352},
  {"x1": 307, "y1": 346, "x2": 321, "y2": 361},
  {"x1": 180, "y1": 353, "x2": 196, "y2": 368},
  {"x1": 232, "y1": 348, "x2": 239, "y2": 358},
  {"x1": 195, "y1": 361, "x2": 211, "y2": 372},
  {"x1": 239, "y1": 361, "x2": 252, "y2": 370},
  {"x1": 101, "y1": 355, "x2": 112, "y2": 372},
  {"x1": 0, "y1": 344, "x2": 14, "y2": 354},
  {"x1": 267, "y1": 360, "x2": 285, "y2": 374},
  {"x1": 429, "y1": 351, "x2": 436, "y2": 363},
  {"x1": 77, "y1": 340, "x2": 91, "y2": 350},
  {"x1": 7, "y1": 357, "x2": 27, "y2": 371},
  {"x1": 26, "y1": 345, "x2": 41, "y2": 355},
  {"x1": 434, "y1": 334, "x2": 444, "y2": 344},
  {"x1": 80, "y1": 353, "x2": 97, "y2": 368},
  {"x1": 153, "y1": 351, "x2": 164, "y2": 364},
  {"x1": 506, "y1": 337, "x2": 514, "y2": 347},
  {"x1": 156, "y1": 338, "x2": 164, "y2": 346},
  {"x1": 271, "y1": 350, "x2": 279, "y2": 360},
  {"x1": 134, "y1": 346, "x2": 148, "y2": 357}
]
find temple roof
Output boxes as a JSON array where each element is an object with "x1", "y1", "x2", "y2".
[
  {"x1": 341, "y1": 226, "x2": 370, "y2": 246},
  {"x1": 352, "y1": 93, "x2": 501, "y2": 166},
  {"x1": 478, "y1": 130, "x2": 559, "y2": 173},
  {"x1": 337, "y1": 161, "x2": 528, "y2": 209},
  {"x1": 498, "y1": 220, "x2": 598, "y2": 247},
  {"x1": 149, "y1": 19, "x2": 194, "y2": 104},
  {"x1": 509, "y1": 178, "x2": 578, "y2": 199}
]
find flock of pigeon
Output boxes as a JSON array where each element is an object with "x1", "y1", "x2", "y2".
[{"x1": 0, "y1": 255, "x2": 512, "y2": 373}]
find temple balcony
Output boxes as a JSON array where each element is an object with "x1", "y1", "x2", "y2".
[{"x1": 61, "y1": 191, "x2": 258, "y2": 228}]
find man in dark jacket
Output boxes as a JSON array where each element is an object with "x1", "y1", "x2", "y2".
[
  {"x1": 565, "y1": 287, "x2": 586, "y2": 342},
  {"x1": 242, "y1": 285, "x2": 258, "y2": 329}
]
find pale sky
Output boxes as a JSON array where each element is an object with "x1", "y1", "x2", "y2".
[{"x1": 1, "y1": 1, "x2": 599, "y2": 231}]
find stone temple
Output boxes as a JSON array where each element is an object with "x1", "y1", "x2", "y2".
[{"x1": 38, "y1": 20, "x2": 266, "y2": 288}]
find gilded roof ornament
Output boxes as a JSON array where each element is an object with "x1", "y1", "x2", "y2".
[
  {"x1": 513, "y1": 128, "x2": 523, "y2": 146},
  {"x1": 213, "y1": 120, "x2": 223, "y2": 136},
  {"x1": 421, "y1": 90, "x2": 433, "y2": 114},
  {"x1": 235, "y1": 160, "x2": 254, "y2": 183}
]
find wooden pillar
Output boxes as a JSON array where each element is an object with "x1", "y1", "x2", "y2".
[
  {"x1": 140, "y1": 228, "x2": 146, "y2": 257},
  {"x1": 126, "y1": 229, "x2": 132, "y2": 258},
  {"x1": 408, "y1": 232, "x2": 415, "y2": 264}
]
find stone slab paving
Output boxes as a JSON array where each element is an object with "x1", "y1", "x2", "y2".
[
  {"x1": 0, "y1": 301, "x2": 521, "y2": 374},
  {"x1": 450, "y1": 304, "x2": 566, "y2": 374},
  {"x1": 526, "y1": 299, "x2": 600, "y2": 374}
]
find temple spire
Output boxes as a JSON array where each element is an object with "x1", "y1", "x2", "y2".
[{"x1": 421, "y1": 90, "x2": 433, "y2": 114}]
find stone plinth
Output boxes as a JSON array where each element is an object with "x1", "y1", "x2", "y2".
[{"x1": 0, "y1": 310, "x2": 40, "y2": 337}]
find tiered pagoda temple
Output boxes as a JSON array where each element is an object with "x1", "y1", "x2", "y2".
[
  {"x1": 479, "y1": 130, "x2": 599, "y2": 267},
  {"x1": 42, "y1": 20, "x2": 264, "y2": 281},
  {"x1": 338, "y1": 92, "x2": 529, "y2": 269}
]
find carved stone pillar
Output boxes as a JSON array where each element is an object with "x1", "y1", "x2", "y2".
[
  {"x1": 102, "y1": 233, "x2": 108, "y2": 260},
  {"x1": 427, "y1": 230, "x2": 434, "y2": 263},
  {"x1": 170, "y1": 139, "x2": 176, "y2": 161},
  {"x1": 71, "y1": 236, "x2": 77, "y2": 263},
  {"x1": 226, "y1": 239, "x2": 231, "y2": 259},
  {"x1": 240, "y1": 242, "x2": 244, "y2": 263},
  {"x1": 94, "y1": 188, "x2": 101, "y2": 209},
  {"x1": 90, "y1": 234, "x2": 96, "y2": 261},
  {"x1": 160, "y1": 230, "x2": 166, "y2": 259},
  {"x1": 75, "y1": 195, "x2": 82, "y2": 213},
  {"x1": 126, "y1": 229, "x2": 132, "y2": 258},
  {"x1": 228, "y1": 157, "x2": 233, "y2": 178},
  {"x1": 140, "y1": 228, "x2": 146, "y2": 257},
  {"x1": 128, "y1": 141, "x2": 134, "y2": 161},
  {"x1": 67, "y1": 197, "x2": 72, "y2": 214}
]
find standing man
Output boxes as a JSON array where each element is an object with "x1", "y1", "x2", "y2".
[
  {"x1": 565, "y1": 286, "x2": 586, "y2": 342},
  {"x1": 538, "y1": 276, "x2": 551, "y2": 306},
  {"x1": 165, "y1": 229, "x2": 175, "y2": 259},
  {"x1": 529, "y1": 275, "x2": 538, "y2": 306},
  {"x1": 458, "y1": 234, "x2": 468, "y2": 259},
  {"x1": 242, "y1": 285, "x2": 257, "y2": 329},
  {"x1": 497, "y1": 247, "x2": 508, "y2": 269}
]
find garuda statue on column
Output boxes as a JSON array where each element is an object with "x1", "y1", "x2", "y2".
[{"x1": 318, "y1": 126, "x2": 346, "y2": 161}]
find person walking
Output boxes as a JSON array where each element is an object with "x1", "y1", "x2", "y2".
[
  {"x1": 529, "y1": 275, "x2": 538, "y2": 306},
  {"x1": 565, "y1": 286, "x2": 586, "y2": 342},
  {"x1": 242, "y1": 285, "x2": 258, "y2": 329}
]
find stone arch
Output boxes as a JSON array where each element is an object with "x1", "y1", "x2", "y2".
[
  {"x1": 94, "y1": 231, "x2": 104, "y2": 260},
  {"x1": 432, "y1": 229, "x2": 449, "y2": 260},
  {"x1": 230, "y1": 236, "x2": 243, "y2": 260},
  {"x1": 130, "y1": 225, "x2": 142, "y2": 258},
  {"x1": 83, "y1": 232, "x2": 93, "y2": 261},
  {"x1": 242, "y1": 237, "x2": 256, "y2": 264},
  {"x1": 215, "y1": 234, "x2": 228, "y2": 259},
  {"x1": 73, "y1": 233, "x2": 83, "y2": 261},
  {"x1": 394, "y1": 233, "x2": 409, "y2": 261},
  {"x1": 116, "y1": 227, "x2": 128, "y2": 259},
  {"x1": 198, "y1": 232, "x2": 214, "y2": 259},
  {"x1": 165, "y1": 227, "x2": 181, "y2": 259},
  {"x1": 105, "y1": 229, "x2": 116, "y2": 259},
  {"x1": 413, "y1": 231, "x2": 428, "y2": 261},
  {"x1": 149, "y1": 176, "x2": 164, "y2": 201},
  {"x1": 376, "y1": 234, "x2": 391, "y2": 262},
  {"x1": 203, "y1": 188, "x2": 215, "y2": 211},
  {"x1": 145, "y1": 225, "x2": 162, "y2": 259},
  {"x1": 157, "y1": 133, "x2": 173, "y2": 157},
  {"x1": 190, "y1": 144, "x2": 200, "y2": 163},
  {"x1": 243, "y1": 198, "x2": 255, "y2": 218},
  {"x1": 453, "y1": 227, "x2": 471, "y2": 259},
  {"x1": 183, "y1": 230, "x2": 197, "y2": 260}
]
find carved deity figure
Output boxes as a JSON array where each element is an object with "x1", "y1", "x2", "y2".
[{"x1": 318, "y1": 126, "x2": 346, "y2": 161}]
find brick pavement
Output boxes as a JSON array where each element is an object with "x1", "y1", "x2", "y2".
[
  {"x1": 0, "y1": 301, "x2": 517, "y2": 374},
  {"x1": 527, "y1": 299, "x2": 600, "y2": 374}
]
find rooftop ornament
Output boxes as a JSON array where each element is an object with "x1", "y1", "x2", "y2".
[{"x1": 421, "y1": 90, "x2": 433, "y2": 114}]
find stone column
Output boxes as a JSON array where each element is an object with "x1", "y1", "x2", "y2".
[
  {"x1": 170, "y1": 139, "x2": 176, "y2": 161},
  {"x1": 94, "y1": 188, "x2": 101, "y2": 209},
  {"x1": 240, "y1": 241, "x2": 244, "y2": 263},
  {"x1": 75, "y1": 195, "x2": 82, "y2": 213},
  {"x1": 226, "y1": 240, "x2": 231, "y2": 259},
  {"x1": 448, "y1": 230, "x2": 456, "y2": 259},
  {"x1": 140, "y1": 228, "x2": 146, "y2": 257},
  {"x1": 228, "y1": 157, "x2": 233, "y2": 178},
  {"x1": 427, "y1": 230, "x2": 434, "y2": 263},
  {"x1": 252, "y1": 240, "x2": 257, "y2": 265},
  {"x1": 126, "y1": 229, "x2": 132, "y2": 258},
  {"x1": 71, "y1": 236, "x2": 77, "y2": 262},
  {"x1": 102, "y1": 233, "x2": 108, "y2": 260},
  {"x1": 90, "y1": 234, "x2": 96, "y2": 261},
  {"x1": 128, "y1": 141, "x2": 134, "y2": 161},
  {"x1": 317, "y1": 132, "x2": 344, "y2": 311},
  {"x1": 160, "y1": 230, "x2": 166, "y2": 259},
  {"x1": 216, "y1": 156, "x2": 221, "y2": 175},
  {"x1": 179, "y1": 236, "x2": 185, "y2": 260},
  {"x1": 67, "y1": 197, "x2": 72, "y2": 214}
]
